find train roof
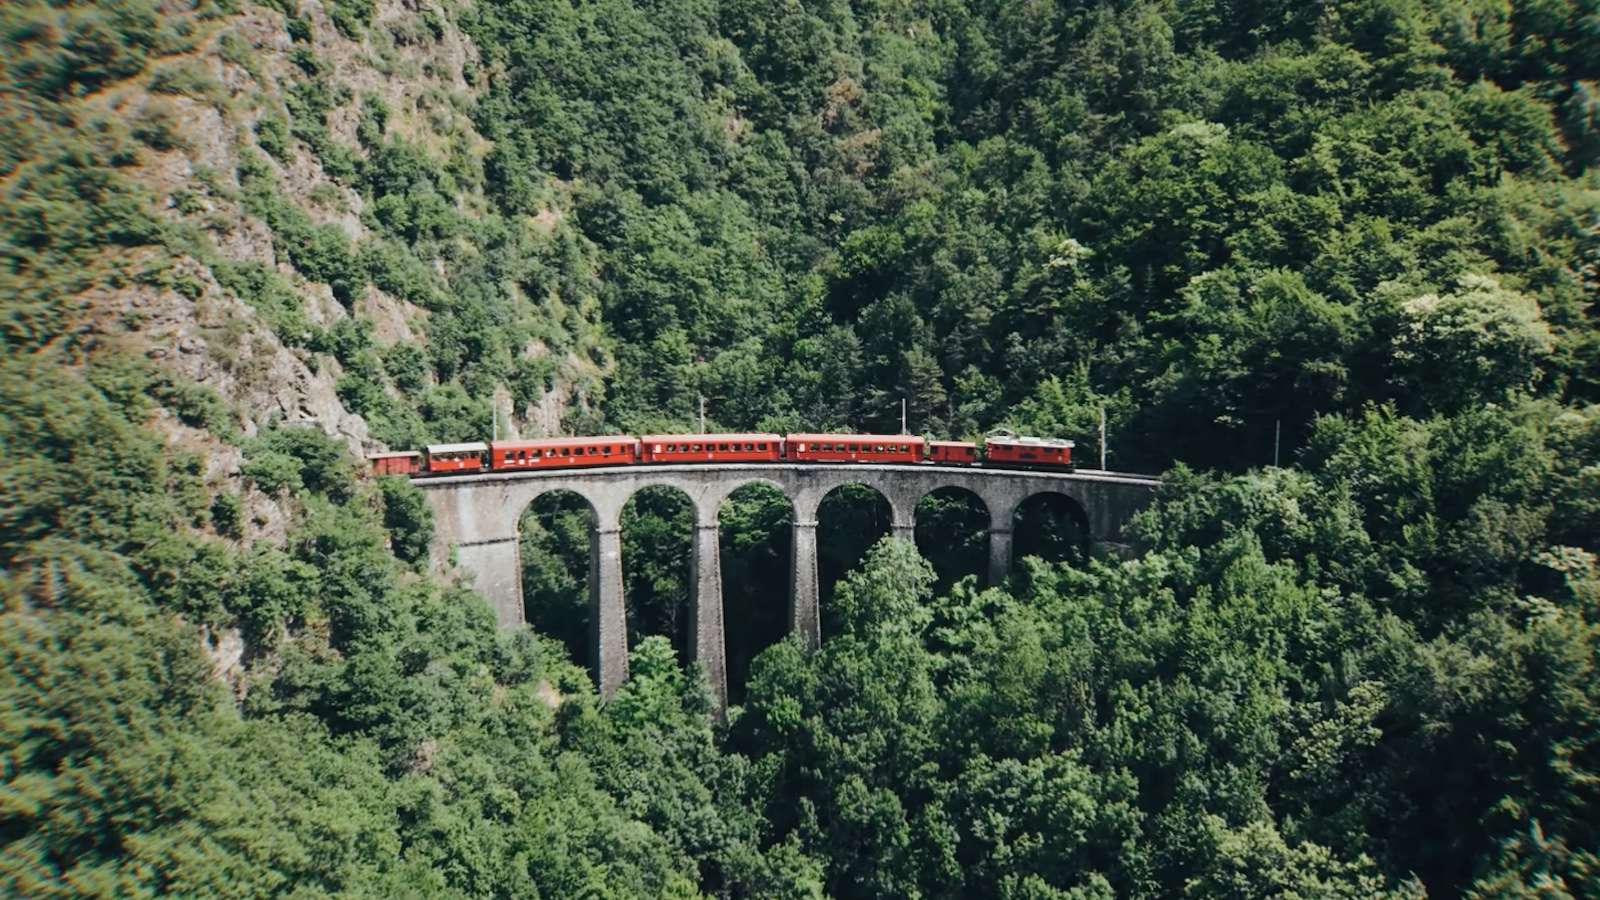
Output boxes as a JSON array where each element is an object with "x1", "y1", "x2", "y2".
[
  {"x1": 426, "y1": 441, "x2": 490, "y2": 454},
  {"x1": 639, "y1": 433, "x2": 781, "y2": 442},
  {"x1": 639, "y1": 433, "x2": 783, "y2": 443},
  {"x1": 986, "y1": 434, "x2": 1076, "y2": 448},
  {"x1": 368, "y1": 450, "x2": 421, "y2": 458},
  {"x1": 929, "y1": 439, "x2": 977, "y2": 447},
  {"x1": 788, "y1": 433, "x2": 925, "y2": 443},
  {"x1": 490, "y1": 436, "x2": 638, "y2": 448}
]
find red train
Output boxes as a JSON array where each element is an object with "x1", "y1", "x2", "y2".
[{"x1": 369, "y1": 433, "x2": 1076, "y2": 477}]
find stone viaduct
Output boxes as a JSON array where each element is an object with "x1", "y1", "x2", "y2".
[{"x1": 417, "y1": 464, "x2": 1159, "y2": 707}]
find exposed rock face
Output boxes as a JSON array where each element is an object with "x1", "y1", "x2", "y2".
[
  {"x1": 91, "y1": 264, "x2": 373, "y2": 454},
  {"x1": 201, "y1": 625, "x2": 248, "y2": 697},
  {"x1": 86, "y1": 0, "x2": 492, "y2": 461}
]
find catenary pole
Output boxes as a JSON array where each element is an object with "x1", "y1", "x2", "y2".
[{"x1": 1099, "y1": 407, "x2": 1106, "y2": 471}]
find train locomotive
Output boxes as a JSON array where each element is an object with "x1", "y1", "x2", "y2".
[{"x1": 369, "y1": 432, "x2": 1076, "y2": 477}]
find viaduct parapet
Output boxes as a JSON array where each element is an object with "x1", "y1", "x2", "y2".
[{"x1": 415, "y1": 464, "x2": 1159, "y2": 707}]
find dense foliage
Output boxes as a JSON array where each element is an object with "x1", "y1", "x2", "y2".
[{"x1": 3, "y1": 0, "x2": 1599, "y2": 896}]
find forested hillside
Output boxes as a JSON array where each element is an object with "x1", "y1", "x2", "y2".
[{"x1": 3, "y1": 0, "x2": 1598, "y2": 896}]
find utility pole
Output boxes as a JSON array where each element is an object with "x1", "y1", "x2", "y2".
[
  {"x1": 901, "y1": 398, "x2": 907, "y2": 435},
  {"x1": 1099, "y1": 406, "x2": 1107, "y2": 471},
  {"x1": 1274, "y1": 419, "x2": 1281, "y2": 468},
  {"x1": 699, "y1": 395, "x2": 706, "y2": 434}
]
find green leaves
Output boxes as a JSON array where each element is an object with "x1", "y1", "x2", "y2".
[{"x1": 1385, "y1": 274, "x2": 1555, "y2": 413}]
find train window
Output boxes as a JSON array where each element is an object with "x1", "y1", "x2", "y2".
[
  {"x1": 875, "y1": 445, "x2": 884, "y2": 453},
  {"x1": 692, "y1": 444, "x2": 703, "y2": 452},
  {"x1": 718, "y1": 443, "x2": 728, "y2": 451},
  {"x1": 602, "y1": 446, "x2": 612, "y2": 455},
  {"x1": 757, "y1": 443, "x2": 767, "y2": 451}
]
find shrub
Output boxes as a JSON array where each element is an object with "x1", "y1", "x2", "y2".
[
  {"x1": 131, "y1": 100, "x2": 188, "y2": 152},
  {"x1": 211, "y1": 489, "x2": 244, "y2": 537},
  {"x1": 148, "y1": 60, "x2": 224, "y2": 103},
  {"x1": 255, "y1": 112, "x2": 290, "y2": 160},
  {"x1": 326, "y1": 0, "x2": 375, "y2": 39},
  {"x1": 378, "y1": 476, "x2": 433, "y2": 567},
  {"x1": 241, "y1": 427, "x2": 355, "y2": 501}
]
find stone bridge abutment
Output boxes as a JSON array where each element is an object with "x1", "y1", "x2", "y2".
[{"x1": 418, "y1": 464, "x2": 1158, "y2": 707}]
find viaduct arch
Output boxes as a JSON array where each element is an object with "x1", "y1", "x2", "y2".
[{"x1": 416, "y1": 464, "x2": 1159, "y2": 707}]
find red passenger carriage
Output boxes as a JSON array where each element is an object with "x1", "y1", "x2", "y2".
[
  {"x1": 425, "y1": 442, "x2": 489, "y2": 473},
  {"x1": 491, "y1": 436, "x2": 639, "y2": 470},
  {"x1": 785, "y1": 434, "x2": 925, "y2": 464},
  {"x1": 640, "y1": 434, "x2": 783, "y2": 463}
]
